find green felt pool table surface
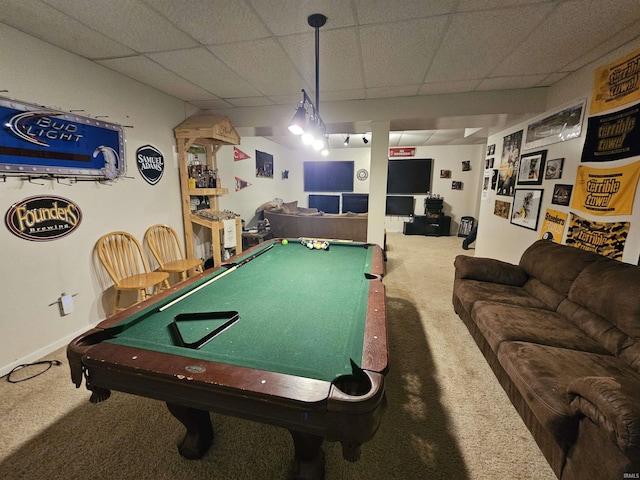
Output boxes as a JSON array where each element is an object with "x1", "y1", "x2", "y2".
[{"x1": 103, "y1": 239, "x2": 379, "y2": 383}]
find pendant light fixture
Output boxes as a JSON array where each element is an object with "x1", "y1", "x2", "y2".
[{"x1": 287, "y1": 14, "x2": 330, "y2": 156}]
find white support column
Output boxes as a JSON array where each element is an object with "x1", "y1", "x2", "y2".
[{"x1": 367, "y1": 121, "x2": 390, "y2": 247}]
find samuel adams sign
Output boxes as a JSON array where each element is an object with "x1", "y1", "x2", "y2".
[
  {"x1": 5, "y1": 195, "x2": 82, "y2": 241},
  {"x1": 136, "y1": 145, "x2": 165, "y2": 185}
]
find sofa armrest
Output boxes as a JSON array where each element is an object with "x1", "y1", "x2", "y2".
[
  {"x1": 454, "y1": 255, "x2": 528, "y2": 286},
  {"x1": 567, "y1": 376, "x2": 640, "y2": 457}
]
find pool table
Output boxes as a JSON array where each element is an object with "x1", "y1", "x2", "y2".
[{"x1": 68, "y1": 239, "x2": 387, "y2": 479}]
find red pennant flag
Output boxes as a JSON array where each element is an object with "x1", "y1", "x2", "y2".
[
  {"x1": 233, "y1": 147, "x2": 251, "y2": 161},
  {"x1": 235, "y1": 176, "x2": 252, "y2": 192}
]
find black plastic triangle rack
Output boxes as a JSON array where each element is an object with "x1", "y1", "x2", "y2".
[{"x1": 169, "y1": 311, "x2": 240, "y2": 349}]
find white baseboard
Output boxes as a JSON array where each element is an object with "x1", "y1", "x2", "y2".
[{"x1": 0, "y1": 325, "x2": 95, "y2": 378}]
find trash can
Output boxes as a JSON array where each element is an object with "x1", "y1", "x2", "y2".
[{"x1": 458, "y1": 217, "x2": 475, "y2": 237}]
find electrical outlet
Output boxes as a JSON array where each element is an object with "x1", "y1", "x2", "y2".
[{"x1": 60, "y1": 293, "x2": 74, "y2": 315}]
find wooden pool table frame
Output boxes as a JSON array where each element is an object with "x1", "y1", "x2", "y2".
[{"x1": 68, "y1": 240, "x2": 388, "y2": 479}]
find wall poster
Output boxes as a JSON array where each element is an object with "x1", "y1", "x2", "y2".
[
  {"x1": 524, "y1": 101, "x2": 585, "y2": 150},
  {"x1": 496, "y1": 130, "x2": 523, "y2": 196},
  {"x1": 539, "y1": 209, "x2": 568, "y2": 243}
]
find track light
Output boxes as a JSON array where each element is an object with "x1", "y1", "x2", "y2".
[
  {"x1": 288, "y1": 104, "x2": 307, "y2": 135},
  {"x1": 344, "y1": 135, "x2": 350, "y2": 146},
  {"x1": 362, "y1": 135, "x2": 369, "y2": 144},
  {"x1": 287, "y1": 14, "x2": 330, "y2": 156}
]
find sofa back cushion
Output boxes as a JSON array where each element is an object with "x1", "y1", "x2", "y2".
[
  {"x1": 519, "y1": 240, "x2": 603, "y2": 296},
  {"x1": 564, "y1": 259, "x2": 640, "y2": 372}
]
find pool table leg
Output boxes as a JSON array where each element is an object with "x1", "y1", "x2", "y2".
[
  {"x1": 166, "y1": 403, "x2": 213, "y2": 460},
  {"x1": 289, "y1": 430, "x2": 325, "y2": 480}
]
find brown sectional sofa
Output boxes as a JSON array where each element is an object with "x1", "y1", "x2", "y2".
[
  {"x1": 452, "y1": 239, "x2": 640, "y2": 480},
  {"x1": 259, "y1": 200, "x2": 368, "y2": 242}
]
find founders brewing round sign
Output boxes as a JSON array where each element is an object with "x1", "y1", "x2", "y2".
[
  {"x1": 5, "y1": 195, "x2": 82, "y2": 241},
  {"x1": 136, "y1": 144, "x2": 165, "y2": 185}
]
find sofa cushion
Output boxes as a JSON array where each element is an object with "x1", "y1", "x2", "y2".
[
  {"x1": 498, "y1": 341, "x2": 633, "y2": 448},
  {"x1": 281, "y1": 200, "x2": 298, "y2": 214},
  {"x1": 521, "y1": 277, "x2": 567, "y2": 310},
  {"x1": 454, "y1": 279, "x2": 550, "y2": 315},
  {"x1": 569, "y1": 259, "x2": 640, "y2": 340},
  {"x1": 519, "y1": 240, "x2": 603, "y2": 296},
  {"x1": 454, "y1": 255, "x2": 528, "y2": 286},
  {"x1": 472, "y1": 301, "x2": 609, "y2": 354},
  {"x1": 567, "y1": 375, "x2": 640, "y2": 458}
]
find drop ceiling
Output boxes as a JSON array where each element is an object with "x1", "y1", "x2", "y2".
[{"x1": 1, "y1": 0, "x2": 639, "y2": 149}]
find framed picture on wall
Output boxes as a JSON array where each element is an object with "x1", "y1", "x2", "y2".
[
  {"x1": 517, "y1": 150, "x2": 546, "y2": 185},
  {"x1": 510, "y1": 189, "x2": 543, "y2": 230},
  {"x1": 551, "y1": 184, "x2": 573, "y2": 206},
  {"x1": 545, "y1": 158, "x2": 564, "y2": 179}
]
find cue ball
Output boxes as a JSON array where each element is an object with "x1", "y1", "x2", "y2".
[{"x1": 282, "y1": 239, "x2": 288, "y2": 245}]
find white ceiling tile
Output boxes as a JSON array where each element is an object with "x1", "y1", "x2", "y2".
[
  {"x1": 476, "y1": 75, "x2": 549, "y2": 91},
  {"x1": 148, "y1": 48, "x2": 261, "y2": 98},
  {"x1": 492, "y1": 0, "x2": 640, "y2": 76},
  {"x1": 360, "y1": 17, "x2": 449, "y2": 87},
  {"x1": 40, "y1": 0, "x2": 198, "y2": 52},
  {"x1": 563, "y1": 20, "x2": 640, "y2": 72},
  {"x1": 355, "y1": 0, "x2": 456, "y2": 24},
  {"x1": 366, "y1": 85, "x2": 421, "y2": 99},
  {"x1": 419, "y1": 80, "x2": 480, "y2": 95},
  {"x1": 210, "y1": 38, "x2": 307, "y2": 96},
  {"x1": 280, "y1": 28, "x2": 364, "y2": 93},
  {"x1": 248, "y1": 0, "x2": 355, "y2": 35},
  {"x1": 97, "y1": 56, "x2": 216, "y2": 101},
  {"x1": 0, "y1": 0, "x2": 134, "y2": 58},
  {"x1": 190, "y1": 98, "x2": 236, "y2": 110},
  {"x1": 145, "y1": 0, "x2": 270, "y2": 44},
  {"x1": 425, "y1": 3, "x2": 554, "y2": 82},
  {"x1": 225, "y1": 96, "x2": 275, "y2": 108},
  {"x1": 456, "y1": 0, "x2": 550, "y2": 12}
]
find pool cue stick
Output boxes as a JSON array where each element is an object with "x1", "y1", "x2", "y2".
[{"x1": 159, "y1": 243, "x2": 275, "y2": 312}]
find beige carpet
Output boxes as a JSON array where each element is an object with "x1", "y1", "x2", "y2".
[{"x1": 0, "y1": 233, "x2": 556, "y2": 479}]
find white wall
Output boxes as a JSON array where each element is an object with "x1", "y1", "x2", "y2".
[
  {"x1": 217, "y1": 141, "x2": 484, "y2": 236},
  {"x1": 0, "y1": 25, "x2": 192, "y2": 374},
  {"x1": 383, "y1": 145, "x2": 485, "y2": 233},
  {"x1": 475, "y1": 39, "x2": 640, "y2": 265}
]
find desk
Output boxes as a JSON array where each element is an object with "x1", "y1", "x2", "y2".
[{"x1": 68, "y1": 239, "x2": 387, "y2": 479}]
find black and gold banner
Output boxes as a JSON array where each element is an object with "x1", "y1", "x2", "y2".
[
  {"x1": 565, "y1": 213, "x2": 629, "y2": 261},
  {"x1": 581, "y1": 103, "x2": 640, "y2": 162}
]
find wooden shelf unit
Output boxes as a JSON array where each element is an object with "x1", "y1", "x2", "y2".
[{"x1": 174, "y1": 115, "x2": 242, "y2": 267}]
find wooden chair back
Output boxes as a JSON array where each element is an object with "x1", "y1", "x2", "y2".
[
  {"x1": 97, "y1": 231, "x2": 152, "y2": 286},
  {"x1": 145, "y1": 224, "x2": 186, "y2": 268}
]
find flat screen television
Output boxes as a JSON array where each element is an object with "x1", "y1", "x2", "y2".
[
  {"x1": 308, "y1": 194, "x2": 340, "y2": 214},
  {"x1": 342, "y1": 193, "x2": 369, "y2": 213},
  {"x1": 304, "y1": 161, "x2": 354, "y2": 192},
  {"x1": 386, "y1": 196, "x2": 414, "y2": 216},
  {"x1": 387, "y1": 158, "x2": 433, "y2": 194}
]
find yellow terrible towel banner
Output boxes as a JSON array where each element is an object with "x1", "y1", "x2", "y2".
[
  {"x1": 571, "y1": 161, "x2": 640, "y2": 215},
  {"x1": 591, "y1": 47, "x2": 640, "y2": 114}
]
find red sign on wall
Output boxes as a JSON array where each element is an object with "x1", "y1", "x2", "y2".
[{"x1": 389, "y1": 147, "x2": 416, "y2": 157}]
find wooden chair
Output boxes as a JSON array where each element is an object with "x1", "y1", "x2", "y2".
[
  {"x1": 144, "y1": 224, "x2": 203, "y2": 285},
  {"x1": 96, "y1": 231, "x2": 170, "y2": 316}
]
